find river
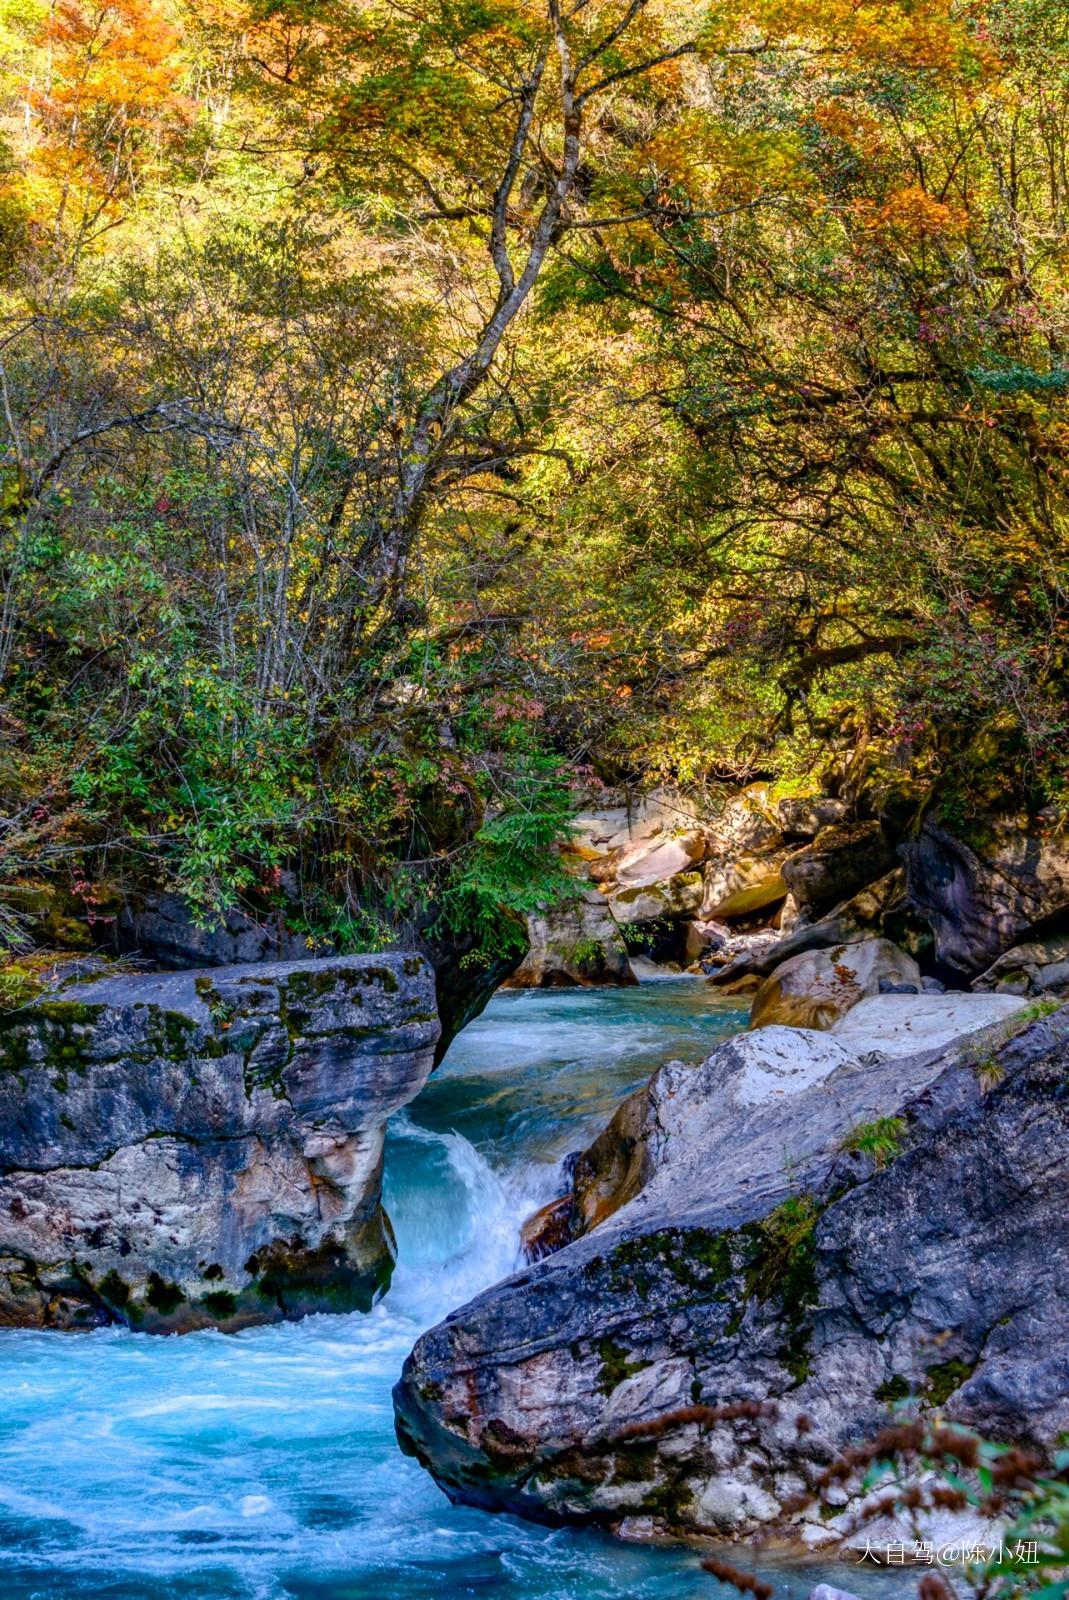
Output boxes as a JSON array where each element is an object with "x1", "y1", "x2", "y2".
[{"x1": 0, "y1": 980, "x2": 900, "y2": 1599}]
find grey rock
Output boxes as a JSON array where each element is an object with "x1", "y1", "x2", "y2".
[
  {"x1": 708, "y1": 785, "x2": 784, "y2": 854},
  {"x1": 0, "y1": 953, "x2": 439, "y2": 1332},
  {"x1": 616, "y1": 832, "x2": 707, "y2": 889},
  {"x1": 776, "y1": 797, "x2": 849, "y2": 839},
  {"x1": 508, "y1": 893, "x2": 634, "y2": 989},
  {"x1": 900, "y1": 814, "x2": 1069, "y2": 973},
  {"x1": 117, "y1": 890, "x2": 317, "y2": 967},
  {"x1": 781, "y1": 822, "x2": 896, "y2": 917},
  {"x1": 807, "y1": 1587, "x2": 862, "y2": 1600},
  {"x1": 973, "y1": 934, "x2": 1069, "y2": 998},
  {"x1": 709, "y1": 869, "x2": 910, "y2": 988},
  {"x1": 570, "y1": 789, "x2": 709, "y2": 857},
  {"x1": 117, "y1": 888, "x2": 508, "y2": 1062},
  {"x1": 921, "y1": 976, "x2": 946, "y2": 993},
  {"x1": 395, "y1": 1002, "x2": 1069, "y2": 1548},
  {"x1": 702, "y1": 855, "x2": 788, "y2": 921}
]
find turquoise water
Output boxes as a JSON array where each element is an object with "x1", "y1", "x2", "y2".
[{"x1": 0, "y1": 981, "x2": 896, "y2": 1599}]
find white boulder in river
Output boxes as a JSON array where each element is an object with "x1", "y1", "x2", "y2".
[
  {"x1": 831, "y1": 991, "x2": 1026, "y2": 1055},
  {"x1": 396, "y1": 995, "x2": 1069, "y2": 1552}
]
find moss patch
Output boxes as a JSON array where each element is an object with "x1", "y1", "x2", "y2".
[
  {"x1": 925, "y1": 1358, "x2": 975, "y2": 1407},
  {"x1": 596, "y1": 1337, "x2": 649, "y2": 1396},
  {"x1": 145, "y1": 1273, "x2": 184, "y2": 1315},
  {"x1": 606, "y1": 1227, "x2": 736, "y2": 1301},
  {"x1": 98, "y1": 1270, "x2": 130, "y2": 1307},
  {"x1": 202, "y1": 1289, "x2": 238, "y2": 1319}
]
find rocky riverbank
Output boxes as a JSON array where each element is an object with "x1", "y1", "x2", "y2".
[
  {"x1": 507, "y1": 784, "x2": 1069, "y2": 1011},
  {"x1": 0, "y1": 953, "x2": 439, "y2": 1332}
]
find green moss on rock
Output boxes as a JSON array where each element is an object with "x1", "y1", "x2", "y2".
[
  {"x1": 596, "y1": 1337, "x2": 649, "y2": 1396},
  {"x1": 145, "y1": 1273, "x2": 184, "y2": 1315},
  {"x1": 925, "y1": 1358, "x2": 975, "y2": 1407},
  {"x1": 202, "y1": 1289, "x2": 238, "y2": 1318}
]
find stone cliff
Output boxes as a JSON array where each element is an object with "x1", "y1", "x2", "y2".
[{"x1": 0, "y1": 953, "x2": 439, "y2": 1332}]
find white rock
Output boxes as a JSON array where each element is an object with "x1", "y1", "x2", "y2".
[
  {"x1": 570, "y1": 789, "x2": 704, "y2": 856},
  {"x1": 616, "y1": 830, "x2": 707, "y2": 889},
  {"x1": 629, "y1": 956, "x2": 693, "y2": 982},
  {"x1": 728, "y1": 1025, "x2": 859, "y2": 1107},
  {"x1": 696, "y1": 1472, "x2": 780, "y2": 1528},
  {"x1": 832, "y1": 992, "x2": 1026, "y2": 1056}
]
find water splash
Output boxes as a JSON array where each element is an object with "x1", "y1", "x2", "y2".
[{"x1": 385, "y1": 1115, "x2": 562, "y2": 1324}]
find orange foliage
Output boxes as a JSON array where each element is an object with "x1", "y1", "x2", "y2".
[
  {"x1": 746, "y1": 0, "x2": 991, "y2": 80},
  {"x1": 37, "y1": 0, "x2": 184, "y2": 120},
  {"x1": 809, "y1": 99, "x2": 885, "y2": 156},
  {"x1": 23, "y1": 0, "x2": 189, "y2": 235},
  {"x1": 855, "y1": 183, "x2": 968, "y2": 244}
]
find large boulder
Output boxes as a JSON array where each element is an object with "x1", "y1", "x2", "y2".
[
  {"x1": 0, "y1": 954, "x2": 439, "y2": 1332},
  {"x1": 395, "y1": 1004, "x2": 1069, "y2": 1547},
  {"x1": 701, "y1": 856, "x2": 788, "y2": 921},
  {"x1": 116, "y1": 890, "x2": 315, "y2": 967},
  {"x1": 707, "y1": 784, "x2": 784, "y2": 854},
  {"x1": 507, "y1": 893, "x2": 634, "y2": 988},
  {"x1": 615, "y1": 831, "x2": 707, "y2": 889},
  {"x1": 900, "y1": 813, "x2": 1069, "y2": 974},
  {"x1": 606, "y1": 873, "x2": 704, "y2": 926},
  {"x1": 973, "y1": 934, "x2": 1069, "y2": 998},
  {"x1": 534, "y1": 1029, "x2": 861, "y2": 1252},
  {"x1": 569, "y1": 789, "x2": 706, "y2": 859},
  {"x1": 775, "y1": 796, "x2": 849, "y2": 840},
  {"x1": 748, "y1": 939, "x2": 921, "y2": 1030},
  {"x1": 831, "y1": 992, "x2": 1025, "y2": 1056},
  {"x1": 115, "y1": 886, "x2": 506, "y2": 1061},
  {"x1": 781, "y1": 822, "x2": 896, "y2": 917},
  {"x1": 708, "y1": 870, "x2": 913, "y2": 988}
]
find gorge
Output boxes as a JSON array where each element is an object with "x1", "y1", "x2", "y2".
[
  {"x1": 2, "y1": 0, "x2": 1068, "y2": 1594},
  {"x1": 1, "y1": 978, "x2": 947, "y2": 1600}
]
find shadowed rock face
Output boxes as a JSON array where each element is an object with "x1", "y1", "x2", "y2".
[
  {"x1": 394, "y1": 1006, "x2": 1069, "y2": 1551},
  {"x1": 900, "y1": 815, "x2": 1069, "y2": 973},
  {"x1": 113, "y1": 887, "x2": 512, "y2": 1061},
  {"x1": 0, "y1": 954, "x2": 439, "y2": 1332}
]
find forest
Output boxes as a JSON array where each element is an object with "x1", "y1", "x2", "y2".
[{"x1": 2, "y1": 0, "x2": 1066, "y2": 970}]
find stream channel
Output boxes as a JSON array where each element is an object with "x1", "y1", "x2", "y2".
[{"x1": 0, "y1": 980, "x2": 905, "y2": 1599}]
